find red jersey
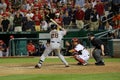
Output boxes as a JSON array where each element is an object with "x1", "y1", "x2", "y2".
[
  {"x1": 32, "y1": 14, "x2": 42, "y2": 25},
  {"x1": 113, "y1": 25, "x2": 120, "y2": 29},
  {"x1": 34, "y1": 3, "x2": 42, "y2": 9},
  {"x1": 75, "y1": 10, "x2": 85, "y2": 20},
  {"x1": 94, "y1": 3, "x2": 104, "y2": 16},
  {"x1": 27, "y1": 0, "x2": 34, "y2": 3},
  {"x1": 27, "y1": 43, "x2": 35, "y2": 53}
]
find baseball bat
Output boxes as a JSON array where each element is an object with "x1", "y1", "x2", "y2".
[{"x1": 46, "y1": 15, "x2": 62, "y2": 30}]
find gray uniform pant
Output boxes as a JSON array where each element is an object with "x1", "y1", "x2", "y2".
[
  {"x1": 92, "y1": 49, "x2": 103, "y2": 63},
  {"x1": 40, "y1": 47, "x2": 69, "y2": 66}
]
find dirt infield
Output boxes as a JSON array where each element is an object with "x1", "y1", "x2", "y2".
[{"x1": 0, "y1": 61, "x2": 120, "y2": 76}]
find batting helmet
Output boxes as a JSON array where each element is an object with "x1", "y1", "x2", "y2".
[{"x1": 51, "y1": 24, "x2": 57, "y2": 30}]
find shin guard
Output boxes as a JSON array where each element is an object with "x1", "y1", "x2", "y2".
[{"x1": 74, "y1": 55, "x2": 85, "y2": 63}]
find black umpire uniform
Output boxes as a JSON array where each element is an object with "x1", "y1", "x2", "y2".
[{"x1": 88, "y1": 33, "x2": 105, "y2": 65}]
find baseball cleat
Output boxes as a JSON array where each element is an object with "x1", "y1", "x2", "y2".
[
  {"x1": 77, "y1": 62, "x2": 82, "y2": 65},
  {"x1": 82, "y1": 62, "x2": 88, "y2": 66},
  {"x1": 35, "y1": 64, "x2": 42, "y2": 69},
  {"x1": 95, "y1": 61, "x2": 105, "y2": 66},
  {"x1": 95, "y1": 62, "x2": 105, "y2": 66},
  {"x1": 65, "y1": 65, "x2": 70, "y2": 67}
]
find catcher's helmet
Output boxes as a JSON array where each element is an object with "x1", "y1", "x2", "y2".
[
  {"x1": 51, "y1": 24, "x2": 57, "y2": 30},
  {"x1": 71, "y1": 38, "x2": 79, "y2": 42}
]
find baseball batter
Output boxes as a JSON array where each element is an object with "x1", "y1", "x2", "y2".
[
  {"x1": 69, "y1": 38, "x2": 90, "y2": 66},
  {"x1": 35, "y1": 24, "x2": 69, "y2": 68}
]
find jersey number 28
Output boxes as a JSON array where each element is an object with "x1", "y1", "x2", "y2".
[{"x1": 51, "y1": 33, "x2": 58, "y2": 38}]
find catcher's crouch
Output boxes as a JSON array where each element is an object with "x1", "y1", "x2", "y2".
[{"x1": 69, "y1": 38, "x2": 90, "y2": 66}]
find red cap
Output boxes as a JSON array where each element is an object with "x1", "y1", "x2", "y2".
[{"x1": 10, "y1": 35, "x2": 14, "y2": 39}]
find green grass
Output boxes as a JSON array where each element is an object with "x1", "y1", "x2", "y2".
[
  {"x1": 0, "y1": 57, "x2": 120, "y2": 80},
  {"x1": 0, "y1": 73, "x2": 120, "y2": 80},
  {"x1": 0, "y1": 57, "x2": 120, "y2": 64}
]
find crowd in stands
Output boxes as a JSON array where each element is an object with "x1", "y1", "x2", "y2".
[
  {"x1": 0, "y1": 0, "x2": 119, "y2": 32},
  {"x1": 0, "y1": 0, "x2": 120, "y2": 57}
]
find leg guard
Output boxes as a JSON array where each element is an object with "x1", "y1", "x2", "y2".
[{"x1": 74, "y1": 54, "x2": 85, "y2": 63}]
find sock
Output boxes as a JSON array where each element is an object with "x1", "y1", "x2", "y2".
[{"x1": 39, "y1": 60, "x2": 43, "y2": 64}]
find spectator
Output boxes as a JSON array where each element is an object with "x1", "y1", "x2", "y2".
[
  {"x1": 32, "y1": 9, "x2": 42, "y2": 31},
  {"x1": 49, "y1": 2, "x2": 57, "y2": 13},
  {"x1": 7, "y1": 12, "x2": 14, "y2": 31},
  {"x1": 65, "y1": 2, "x2": 73, "y2": 16},
  {"x1": 21, "y1": 10, "x2": 28, "y2": 31},
  {"x1": 27, "y1": 41, "x2": 36, "y2": 56},
  {"x1": 75, "y1": 5, "x2": 85, "y2": 30},
  {"x1": 90, "y1": 7, "x2": 99, "y2": 31},
  {"x1": 0, "y1": 0, "x2": 118, "y2": 34},
  {"x1": 54, "y1": 12, "x2": 63, "y2": 26},
  {"x1": 98, "y1": 20, "x2": 105, "y2": 31},
  {"x1": 24, "y1": 16, "x2": 35, "y2": 31},
  {"x1": 12, "y1": 0, "x2": 21, "y2": 10},
  {"x1": 0, "y1": 15, "x2": 3, "y2": 31},
  {"x1": 113, "y1": 18, "x2": 120, "y2": 38},
  {"x1": 0, "y1": 40, "x2": 7, "y2": 57},
  {"x1": 33, "y1": 0, "x2": 41, "y2": 10},
  {"x1": 104, "y1": 21, "x2": 115, "y2": 38},
  {"x1": 84, "y1": 3, "x2": 92, "y2": 24},
  {"x1": 70, "y1": 7, "x2": 76, "y2": 29},
  {"x1": 112, "y1": 13, "x2": 120, "y2": 27},
  {"x1": 62, "y1": 11, "x2": 72, "y2": 29},
  {"x1": 101, "y1": 0, "x2": 112, "y2": 17},
  {"x1": 6, "y1": 2, "x2": 14, "y2": 14},
  {"x1": 83, "y1": 0, "x2": 91, "y2": 11},
  {"x1": 13, "y1": 10, "x2": 23, "y2": 32},
  {"x1": 90, "y1": 0, "x2": 97, "y2": 8},
  {"x1": 40, "y1": 16, "x2": 48, "y2": 31},
  {"x1": 36, "y1": 41, "x2": 45, "y2": 56},
  {"x1": 1, "y1": 14, "x2": 10, "y2": 32},
  {"x1": 0, "y1": 0, "x2": 7, "y2": 14},
  {"x1": 26, "y1": 10, "x2": 34, "y2": 18},
  {"x1": 48, "y1": 8, "x2": 55, "y2": 20},
  {"x1": 104, "y1": 21, "x2": 113, "y2": 31},
  {"x1": 9, "y1": 35, "x2": 15, "y2": 56},
  {"x1": 94, "y1": 0, "x2": 105, "y2": 19},
  {"x1": 22, "y1": 0, "x2": 31, "y2": 11},
  {"x1": 111, "y1": 0, "x2": 120, "y2": 14},
  {"x1": 26, "y1": 0, "x2": 34, "y2": 4},
  {"x1": 75, "y1": 0, "x2": 85, "y2": 8}
]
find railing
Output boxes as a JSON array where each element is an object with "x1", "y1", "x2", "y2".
[{"x1": 9, "y1": 29, "x2": 115, "y2": 56}]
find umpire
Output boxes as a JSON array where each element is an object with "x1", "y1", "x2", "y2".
[{"x1": 88, "y1": 33, "x2": 105, "y2": 65}]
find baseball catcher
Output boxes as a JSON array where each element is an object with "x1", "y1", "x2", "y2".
[{"x1": 69, "y1": 38, "x2": 90, "y2": 66}]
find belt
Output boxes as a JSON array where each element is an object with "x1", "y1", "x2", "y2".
[{"x1": 51, "y1": 41, "x2": 60, "y2": 43}]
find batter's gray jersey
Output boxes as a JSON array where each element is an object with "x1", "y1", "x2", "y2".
[{"x1": 50, "y1": 29, "x2": 66, "y2": 49}]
